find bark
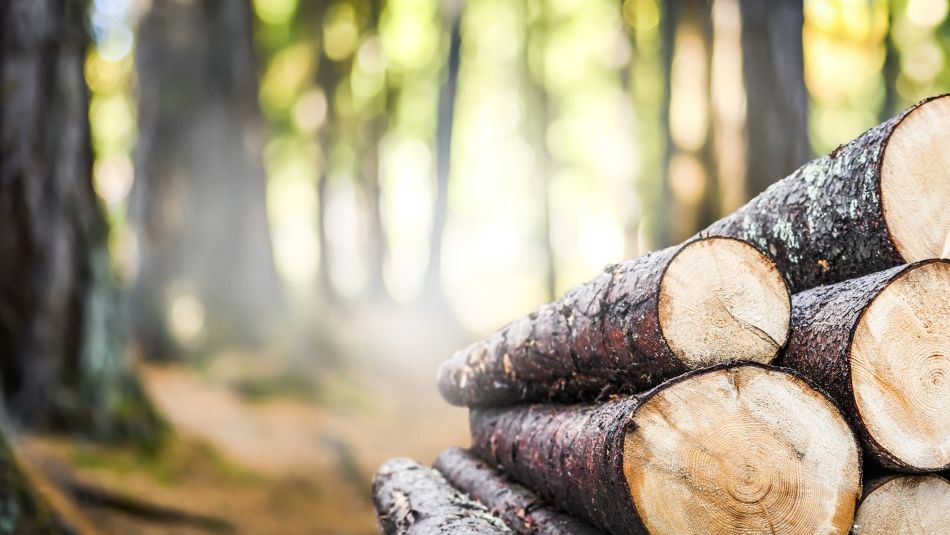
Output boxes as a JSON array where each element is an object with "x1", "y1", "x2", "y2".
[
  {"x1": 433, "y1": 448, "x2": 603, "y2": 535},
  {"x1": 437, "y1": 236, "x2": 787, "y2": 407},
  {"x1": 738, "y1": 0, "x2": 811, "y2": 197},
  {"x1": 702, "y1": 96, "x2": 943, "y2": 293},
  {"x1": 469, "y1": 363, "x2": 861, "y2": 535},
  {"x1": 438, "y1": 244, "x2": 682, "y2": 406},
  {"x1": 372, "y1": 458, "x2": 512, "y2": 535},
  {"x1": 470, "y1": 395, "x2": 645, "y2": 534},
  {"x1": 781, "y1": 260, "x2": 946, "y2": 471},
  {"x1": 131, "y1": 0, "x2": 284, "y2": 358},
  {"x1": 0, "y1": 0, "x2": 163, "y2": 442}
]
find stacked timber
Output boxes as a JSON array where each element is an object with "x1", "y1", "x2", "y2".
[{"x1": 372, "y1": 95, "x2": 950, "y2": 535}]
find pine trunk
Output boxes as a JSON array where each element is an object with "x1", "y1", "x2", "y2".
[
  {"x1": 373, "y1": 458, "x2": 512, "y2": 535},
  {"x1": 703, "y1": 94, "x2": 950, "y2": 292},
  {"x1": 0, "y1": 0, "x2": 163, "y2": 442},
  {"x1": 438, "y1": 236, "x2": 789, "y2": 406},
  {"x1": 433, "y1": 448, "x2": 603, "y2": 535},
  {"x1": 738, "y1": 0, "x2": 810, "y2": 197},
  {"x1": 469, "y1": 364, "x2": 861, "y2": 535},
  {"x1": 782, "y1": 259, "x2": 950, "y2": 472},
  {"x1": 131, "y1": 0, "x2": 284, "y2": 358}
]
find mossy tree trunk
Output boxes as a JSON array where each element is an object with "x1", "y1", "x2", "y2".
[{"x1": 0, "y1": 0, "x2": 163, "y2": 444}]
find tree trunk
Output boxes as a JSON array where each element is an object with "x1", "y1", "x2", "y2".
[
  {"x1": 782, "y1": 259, "x2": 950, "y2": 472},
  {"x1": 738, "y1": 0, "x2": 810, "y2": 197},
  {"x1": 433, "y1": 448, "x2": 603, "y2": 535},
  {"x1": 437, "y1": 236, "x2": 789, "y2": 406},
  {"x1": 852, "y1": 474, "x2": 950, "y2": 534},
  {"x1": 373, "y1": 457, "x2": 512, "y2": 534},
  {"x1": 422, "y1": 7, "x2": 462, "y2": 302},
  {"x1": 0, "y1": 0, "x2": 163, "y2": 442},
  {"x1": 470, "y1": 363, "x2": 861, "y2": 535},
  {"x1": 131, "y1": 0, "x2": 284, "y2": 359},
  {"x1": 703, "y1": 95, "x2": 950, "y2": 292}
]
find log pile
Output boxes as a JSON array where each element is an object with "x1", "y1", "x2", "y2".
[{"x1": 373, "y1": 95, "x2": 950, "y2": 534}]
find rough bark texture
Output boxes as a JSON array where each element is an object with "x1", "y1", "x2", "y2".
[
  {"x1": 470, "y1": 396, "x2": 645, "y2": 534},
  {"x1": 0, "y1": 0, "x2": 163, "y2": 442},
  {"x1": 433, "y1": 448, "x2": 603, "y2": 535},
  {"x1": 703, "y1": 97, "x2": 943, "y2": 292},
  {"x1": 438, "y1": 243, "x2": 685, "y2": 406},
  {"x1": 372, "y1": 458, "x2": 512, "y2": 535},
  {"x1": 781, "y1": 261, "x2": 929, "y2": 470},
  {"x1": 131, "y1": 0, "x2": 283, "y2": 359},
  {"x1": 738, "y1": 0, "x2": 811, "y2": 198}
]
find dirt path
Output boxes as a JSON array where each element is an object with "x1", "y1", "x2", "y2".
[{"x1": 26, "y1": 303, "x2": 476, "y2": 534}]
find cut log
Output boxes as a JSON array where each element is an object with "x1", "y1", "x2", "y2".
[
  {"x1": 372, "y1": 458, "x2": 512, "y2": 534},
  {"x1": 704, "y1": 94, "x2": 950, "y2": 292},
  {"x1": 783, "y1": 259, "x2": 950, "y2": 471},
  {"x1": 470, "y1": 363, "x2": 861, "y2": 535},
  {"x1": 852, "y1": 475, "x2": 950, "y2": 534},
  {"x1": 433, "y1": 447, "x2": 602, "y2": 535},
  {"x1": 438, "y1": 236, "x2": 790, "y2": 406}
]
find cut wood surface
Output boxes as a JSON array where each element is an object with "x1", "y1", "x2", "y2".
[
  {"x1": 438, "y1": 236, "x2": 789, "y2": 406},
  {"x1": 433, "y1": 447, "x2": 603, "y2": 535},
  {"x1": 704, "y1": 94, "x2": 950, "y2": 292},
  {"x1": 852, "y1": 475, "x2": 950, "y2": 534},
  {"x1": 372, "y1": 458, "x2": 512, "y2": 534},
  {"x1": 783, "y1": 259, "x2": 950, "y2": 471},
  {"x1": 470, "y1": 363, "x2": 861, "y2": 535}
]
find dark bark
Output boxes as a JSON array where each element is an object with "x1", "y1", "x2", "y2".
[
  {"x1": 438, "y1": 235, "x2": 787, "y2": 407},
  {"x1": 422, "y1": 8, "x2": 462, "y2": 302},
  {"x1": 438, "y1": 243, "x2": 682, "y2": 406},
  {"x1": 433, "y1": 448, "x2": 603, "y2": 535},
  {"x1": 0, "y1": 0, "x2": 163, "y2": 442},
  {"x1": 781, "y1": 260, "x2": 947, "y2": 471},
  {"x1": 131, "y1": 0, "x2": 284, "y2": 358},
  {"x1": 314, "y1": 3, "x2": 340, "y2": 305},
  {"x1": 372, "y1": 458, "x2": 512, "y2": 535},
  {"x1": 738, "y1": 0, "x2": 811, "y2": 197},
  {"x1": 703, "y1": 97, "x2": 943, "y2": 292},
  {"x1": 469, "y1": 390, "x2": 647, "y2": 533},
  {"x1": 469, "y1": 363, "x2": 860, "y2": 535}
]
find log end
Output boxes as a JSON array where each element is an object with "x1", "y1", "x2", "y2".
[
  {"x1": 658, "y1": 237, "x2": 790, "y2": 369},
  {"x1": 882, "y1": 94, "x2": 950, "y2": 262},
  {"x1": 850, "y1": 259, "x2": 950, "y2": 471},
  {"x1": 853, "y1": 475, "x2": 950, "y2": 534},
  {"x1": 623, "y1": 364, "x2": 861, "y2": 535}
]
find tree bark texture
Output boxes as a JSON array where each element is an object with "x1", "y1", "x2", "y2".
[
  {"x1": 438, "y1": 244, "x2": 683, "y2": 407},
  {"x1": 373, "y1": 458, "x2": 512, "y2": 535},
  {"x1": 438, "y1": 235, "x2": 788, "y2": 407},
  {"x1": 781, "y1": 260, "x2": 946, "y2": 471},
  {"x1": 469, "y1": 364, "x2": 860, "y2": 535},
  {"x1": 433, "y1": 448, "x2": 603, "y2": 535},
  {"x1": 703, "y1": 96, "x2": 943, "y2": 293},
  {"x1": 470, "y1": 393, "x2": 648, "y2": 534},
  {"x1": 131, "y1": 0, "x2": 283, "y2": 358},
  {"x1": 738, "y1": 0, "x2": 811, "y2": 198},
  {"x1": 0, "y1": 0, "x2": 163, "y2": 442}
]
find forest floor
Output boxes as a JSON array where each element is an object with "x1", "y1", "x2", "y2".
[{"x1": 20, "y1": 301, "x2": 475, "y2": 534}]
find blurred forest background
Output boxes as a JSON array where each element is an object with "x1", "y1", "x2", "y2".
[{"x1": 3, "y1": 0, "x2": 950, "y2": 533}]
